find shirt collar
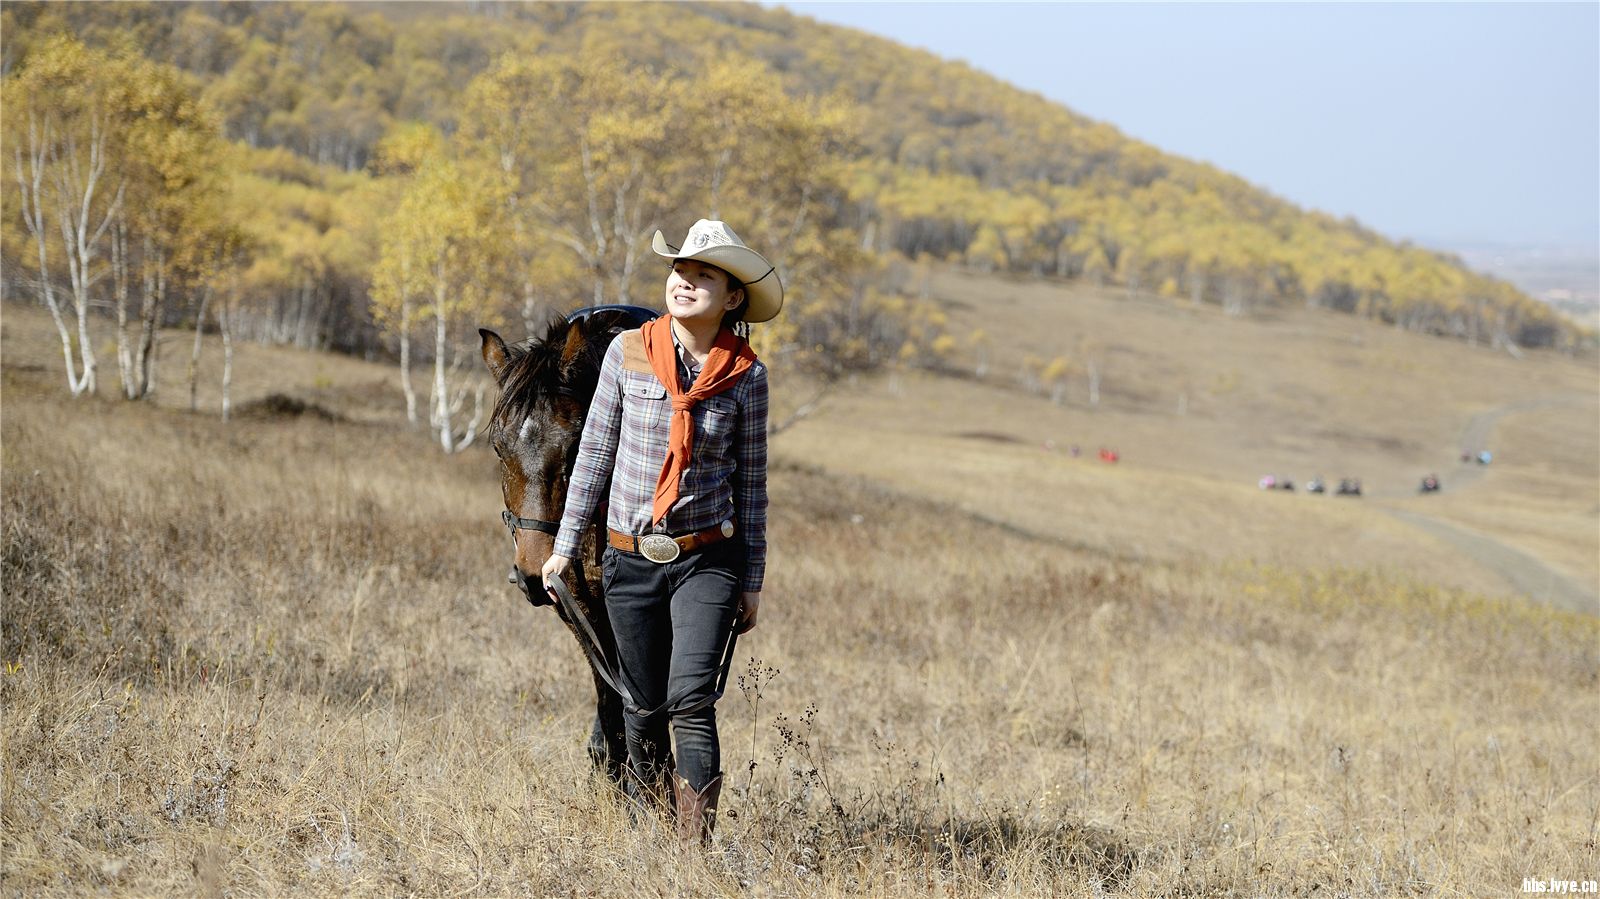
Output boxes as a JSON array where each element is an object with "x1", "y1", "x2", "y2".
[{"x1": 669, "y1": 325, "x2": 702, "y2": 372}]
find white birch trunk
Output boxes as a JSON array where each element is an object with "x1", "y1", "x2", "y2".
[
  {"x1": 429, "y1": 317, "x2": 486, "y2": 451},
  {"x1": 521, "y1": 288, "x2": 540, "y2": 338},
  {"x1": 399, "y1": 299, "x2": 417, "y2": 426},
  {"x1": 131, "y1": 239, "x2": 162, "y2": 399},
  {"x1": 294, "y1": 273, "x2": 312, "y2": 349},
  {"x1": 432, "y1": 285, "x2": 453, "y2": 453},
  {"x1": 219, "y1": 275, "x2": 237, "y2": 422},
  {"x1": 188, "y1": 284, "x2": 212, "y2": 413},
  {"x1": 49, "y1": 108, "x2": 121, "y2": 398},
  {"x1": 579, "y1": 138, "x2": 608, "y2": 306},
  {"x1": 113, "y1": 218, "x2": 137, "y2": 398},
  {"x1": 13, "y1": 115, "x2": 88, "y2": 395},
  {"x1": 457, "y1": 384, "x2": 485, "y2": 452}
]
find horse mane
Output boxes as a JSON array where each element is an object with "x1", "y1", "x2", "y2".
[
  {"x1": 490, "y1": 314, "x2": 619, "y2": 430},
  {"x1": 491, "y1": 317, "x2": 575, "y2": 430}
]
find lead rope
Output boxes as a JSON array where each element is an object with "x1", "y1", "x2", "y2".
[{"x1": 545, "y1": 575, "x2": 738, "y2": 722}]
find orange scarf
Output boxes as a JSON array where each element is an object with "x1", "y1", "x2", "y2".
[{"x1": 640, "y1": 316, "x2": 758, "y2": 527}]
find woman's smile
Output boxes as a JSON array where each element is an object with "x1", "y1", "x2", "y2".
[{"x1": 665, "y1": 260, "x2": 740, "y2": 323}]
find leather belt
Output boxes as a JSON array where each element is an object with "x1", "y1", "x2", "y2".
[{"x1": 608, "y1": 520, "x2": 735, "y2": 563}]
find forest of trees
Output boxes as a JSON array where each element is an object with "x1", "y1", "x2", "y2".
[{"x1": 2, "y1": 1, "x2": 1584, "y2": 444}]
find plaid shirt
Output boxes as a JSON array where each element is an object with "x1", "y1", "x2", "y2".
[{"x1": 555, "y1": 330, "x2": 769, "y2": 593}]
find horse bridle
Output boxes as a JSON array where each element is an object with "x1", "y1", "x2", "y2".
[
  {"x1": 500, "y1": 509, "x2": 562, "y2": 608},
  {"x1": 501, "y1": 509, "x2": 559, "y2": 539}
]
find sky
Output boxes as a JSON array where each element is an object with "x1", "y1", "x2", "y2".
[{"x1": 774, "y1": 2, "x2": 1600, "y2": 254}]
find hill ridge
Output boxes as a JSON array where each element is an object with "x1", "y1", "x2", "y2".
[{"x1": 2, "y1": 0, "x2": 1583, "y2": 360}]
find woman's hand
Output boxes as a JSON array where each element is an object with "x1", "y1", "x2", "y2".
[
  {"x1": 541, "y1": 554, "x2": 572, "y2": 600},
  {"x1": 735, "y1": 591, "x2": 760, "y2": 634}
]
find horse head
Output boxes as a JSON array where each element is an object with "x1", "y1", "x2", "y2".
[{"x1": 479, "y1": 306, "x2": 659, "y2": 602}]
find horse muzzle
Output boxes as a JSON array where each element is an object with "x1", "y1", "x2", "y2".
[{"x1": 510, "y1": 564, "x2": 554, "y2": 607}]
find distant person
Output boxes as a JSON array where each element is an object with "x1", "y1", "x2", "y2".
[{"x1": 541, "y1": 219, "x2": 780, "y2": 844}]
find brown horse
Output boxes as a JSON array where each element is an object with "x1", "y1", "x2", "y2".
[{"x1": 479, "y1": 306, "x2": 659, "y2": 784}]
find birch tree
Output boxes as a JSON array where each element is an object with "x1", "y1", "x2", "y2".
[
  {"x1": 370, "y1": 123, "x2": 441, "y2": 426},
  {"x1": 114, "y1": 57, "x2": 226, "y2": 400},
  {"x1": 185, "y1": 219, "x2": 246, "y2": 415},
  {"x1": 689, "y1": 60, "x2": 872, "y2": 373},
  {"x1": 372, "y1": 124, "x2": 509, "y2": 452},
  {"x1": 4, "y1": 36, "x2": 134, "y2": 397},
  {"x1": 4, "y1": 36, "x2": 223, "y2": 400},
  {"x1": 459, "y1": 52, "x2": 683, "y2": 308}
]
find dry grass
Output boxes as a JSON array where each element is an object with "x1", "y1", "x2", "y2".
[{"x1": 3, "y1": 298, "x2": 1598, "y2": 896}]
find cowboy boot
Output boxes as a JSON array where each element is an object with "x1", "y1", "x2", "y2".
[{"x1": 673, "y1": 771, "x2": 723, "y2": 845}]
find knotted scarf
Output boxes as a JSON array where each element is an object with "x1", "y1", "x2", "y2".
[{"x1": 640, "y1": 315, "x2": 758, "y2": 527}]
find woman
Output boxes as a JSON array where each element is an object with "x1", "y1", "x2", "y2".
[{"x1": 542, "y1": 219, "x2": 780, "y2": 842}]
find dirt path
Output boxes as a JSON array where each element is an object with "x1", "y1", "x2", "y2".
[
  {"x1": 1380, "y1": 507, "x2": 1596, "y2": 615},
  {"x1": 1375, "y1": 392, "x2": 1597, "y2": 615},
  {"x1": 1446, "y1": 392, "x2": 1592, "y2": 492}
]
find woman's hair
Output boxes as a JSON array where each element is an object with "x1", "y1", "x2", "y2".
[{"x1": 724, "y1": 272, "x2": 749, "y2": 325}]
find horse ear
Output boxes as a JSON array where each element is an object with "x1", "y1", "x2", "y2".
[
  {"x1": 559, "y1": 319, "x2": 586, "y2": 367},
  {"x1": 581, "y1": 308, "x2": 634, "y2": 346},
  {"x1": 480, "y1": 328, "x2": 510, "y2": 383}
]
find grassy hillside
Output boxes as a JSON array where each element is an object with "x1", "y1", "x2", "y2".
[
  {"x1": 3, "y1": 284, "x2": 1597, "y2": 895},
  {"x1": 3, "y1": 0, "x2": 1580, "y2": 361},
  {"x1": 780, "y1": 269, "x2": 1599, "y2": 610}
]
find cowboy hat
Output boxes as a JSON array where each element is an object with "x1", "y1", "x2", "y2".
[{"x1": 652, "y1": 219, "x2": 783, "y2": 323}]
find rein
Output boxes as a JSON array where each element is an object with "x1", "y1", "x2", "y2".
[
  {"x1": 500, "y1": 510, "x2": 738, "y2": 721},
  {"x1": 545, "y1": 575, "x2": 739, "y2": 723}
]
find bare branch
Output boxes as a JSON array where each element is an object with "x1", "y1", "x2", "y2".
[{"x1": 769, "y1": 382, "x2": 834, "y2": 438}]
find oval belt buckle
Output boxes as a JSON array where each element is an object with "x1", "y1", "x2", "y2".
[{"x1": 639, "y1": 533, "x2": 681, "y2": 564}]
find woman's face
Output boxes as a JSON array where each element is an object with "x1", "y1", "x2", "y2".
[{"x1": 664, "y1": 259, "x2": 743, "y2": 327}]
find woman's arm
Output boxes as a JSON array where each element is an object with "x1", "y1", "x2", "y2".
[
  {"x1": 552, "y1": 338, "x2": 625, "y2": 561},
  {"x1": 733, "y1": 361, "x2": 769, "y2": 595}
]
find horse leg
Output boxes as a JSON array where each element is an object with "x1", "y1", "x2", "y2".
[
  {"x1": 587, "y1": 668, "x2": 628, "y2": 785},
  {"x1": 582, "y1": 564, "x2": 630, "y2": 788}
]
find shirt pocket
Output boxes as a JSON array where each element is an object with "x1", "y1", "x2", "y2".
[
  {"x1": 694, "y1": 394, "x2": 739, "y2": 460},
  {"x1": 621, "y1": 375, "x2": 669, "y2": 432}
]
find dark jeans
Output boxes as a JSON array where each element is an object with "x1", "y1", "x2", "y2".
[{"x1": 602, "y1": 537, "x2": 743, "y2": 795}]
